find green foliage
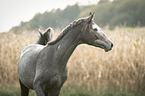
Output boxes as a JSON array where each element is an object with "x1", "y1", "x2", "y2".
[
  {"x1": 0, "y1": 85, "x2": 137, "y2": 96},
  {"x1": 98, "y1": 0, "x2": 110, "y2": 4},
  {"x1": 60, "y1": 85, "x2": 137, "y2": 96},
  {"x1": 10, "y1": 0, "x2": 145, "y2": 33},
  {"x1": 10, "y1": 4, "x2": 81, "y2": 33},
  {"x1": 0, "y1": 86, "x2": 35, "y2": 96},
  {"x1": 80, "y1": 0, "x2": 145, "y2": 29},
  {"x1": 0, "y1": 86, "x2": 19, "y2": 96}
]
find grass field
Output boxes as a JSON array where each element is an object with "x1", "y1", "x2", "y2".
[{"x1": 0, "y1": 27, "x2": 145, "y2": 96}]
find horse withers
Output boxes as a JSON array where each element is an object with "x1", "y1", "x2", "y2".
[{"x1": 18, "y1": 13, "x2": 113, "y2": 96}]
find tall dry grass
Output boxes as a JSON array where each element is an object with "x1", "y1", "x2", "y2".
[
  {"x1": 0, "y1": 28, "x2": 145, "y2": 94},
  {"x1": 0, "y1": 32, "x2": 37, "y2": 83},
  {"x1": 67, "y1": 28, "x2": 145, "y2": 94}
]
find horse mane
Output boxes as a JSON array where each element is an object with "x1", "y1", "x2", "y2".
[{"x1": 48, "y1": 18, "x2": 86, "y2": 45}]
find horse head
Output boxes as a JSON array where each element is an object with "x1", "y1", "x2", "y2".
[
  {"x1": 38, "y1": 27, "x2": 54, "y2": 45},
  {"x1": 81, "y1": 13, "x2": 114, "y2": 52}
]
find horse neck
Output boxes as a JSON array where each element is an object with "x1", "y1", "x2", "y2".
[{"x1": 54, "y1": 26, "x2": 82, "y2": 69}]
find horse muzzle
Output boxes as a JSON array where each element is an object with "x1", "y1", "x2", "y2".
[{"x1": 94, "y1": 40, "x2": 114, "y2": 52}]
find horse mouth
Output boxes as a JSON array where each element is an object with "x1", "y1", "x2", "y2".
[{"x1": 94, "y1": 40, "x2": 113, "y2": 52}]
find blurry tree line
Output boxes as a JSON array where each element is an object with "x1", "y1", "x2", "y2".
[
  {"x1": 10, "y1": 0, "x2": 145, "y2": 33},
  {"x1": 80, "y1": 0, "x2": 145, "y2": 29}
]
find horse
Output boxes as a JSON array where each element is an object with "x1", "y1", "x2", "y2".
[
  {"x1": 18, "y1": 13, "x2": 114, "y2": 96},
  {"x1": 36, "y1": 27, "x2": 54, "y2": 45}
]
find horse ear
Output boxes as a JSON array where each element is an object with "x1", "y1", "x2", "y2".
[
  {"x1": 45, "y1": 27, "x2": 53, "y2": 34},
  {"x1": 38, "y1": 29, "x2": 43, "y2": 37},
  {"x1": 88, "y1": 12, "x2": 95, "y2": 23},
  {"x1": 45, "y1": 27, "x2": 54, "y2": 40},
  {"x1": 48, "y1": 27, "x2": 54, "y2": 40},
  {"x1": 46, "y1": 28, "x2": 51, "y2": 33}
]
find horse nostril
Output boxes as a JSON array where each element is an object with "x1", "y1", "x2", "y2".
[{"x1": 111, "y1": 43, "x2": 114, "y2": 48}]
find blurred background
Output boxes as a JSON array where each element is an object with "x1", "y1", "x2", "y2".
[{"x1": 0, "y1": 0, "x2": 145, "y2": 96}]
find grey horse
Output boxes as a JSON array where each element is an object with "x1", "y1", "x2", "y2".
[
  {"x1": 36, "y1": 27, "x2": 54, "y2": 45},
  {"x1": 18, "y1": 13, "x2": 113, "y2": 96}
]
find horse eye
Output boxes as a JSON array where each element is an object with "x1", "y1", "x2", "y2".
[{"x1": 93, "y1": 28, "x2": 98, "y2": 31}]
